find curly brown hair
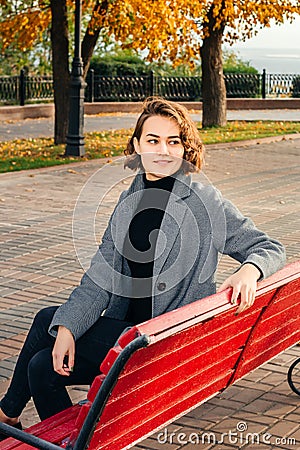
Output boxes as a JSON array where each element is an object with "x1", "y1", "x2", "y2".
[{"x1": 124, "y1": 97, "x2": 204, "y2": 173}]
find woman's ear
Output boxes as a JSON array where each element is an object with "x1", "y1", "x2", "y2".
[{"x1": 133, "y1": 137, "x2": 141, "y2": 154}]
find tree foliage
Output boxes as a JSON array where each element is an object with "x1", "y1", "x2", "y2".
[
  {"x1": 2, "y1": 1, "x2": 298, "y2": 70},
  {"x1": 1, "y1": 0, "x2": 298, "y2": 133},
  {"x1": 93, "y1": 0, "x2": 299, "y2": 66},
  {"x1": 0, "y1": 1, "x2": 51, "y2": 52},
  {"x1": 0, "y1": 1, "x2": 52, "y2": 75}
]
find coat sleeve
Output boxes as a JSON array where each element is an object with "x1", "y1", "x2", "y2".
[
  {"x1": 217, "y1": 191, "x2": 286, "y2": 279},
  {"x1": 48, "y1": 191, "x2": 126, "y2": 340}
]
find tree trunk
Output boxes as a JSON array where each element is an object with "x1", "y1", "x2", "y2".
[
  {"x1": 81, "y1": 0, "x2": 109, "y2": 78},
  {"x1": 81, "y1": 29, "x2": 101, "y2": 79},
  {"x1": 201, "y1": 6, "x2": 226, "y2": 128},
  {"x1": 50, "y1": 0, "x2": 70, "y2": 144}
]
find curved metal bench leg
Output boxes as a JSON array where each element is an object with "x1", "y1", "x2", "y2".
[{"x1": 287, "y1": 357, "x2": 300, "y2": 396}]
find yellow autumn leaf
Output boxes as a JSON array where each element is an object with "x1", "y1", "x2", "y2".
[{"x1": 0, "y1": 0, "x2": 298, "y2": 67}]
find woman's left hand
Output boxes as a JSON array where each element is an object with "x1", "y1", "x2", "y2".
[{"x1": 217, "y1": 263, "x2": 261, "y2": 315}]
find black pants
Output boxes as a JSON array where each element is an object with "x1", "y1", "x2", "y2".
[{"x1": 0, "y1": 307, "x2": 132, "y2": 421}]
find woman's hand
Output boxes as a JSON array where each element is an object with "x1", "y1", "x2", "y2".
[
  {"x1": 52, "y1": 326, "x2": 75, "y2": 376},
  {"x1": 217, "y1": 263, "x2": 261, "y2": 315}
]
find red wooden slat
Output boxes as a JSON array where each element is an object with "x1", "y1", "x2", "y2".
[
  {"x1": 1, "y1": 405, "x2": 80, "y2": 450},
  {"x1": 111, "y1": 374, "x2": 230, "y2": 450},
  {"x1": 243, "y1": 312, "x2": 299, "y2": 353},
  {"x1": 258, "y1": 305, "x2": 300, "y2": 338},
  {"x1": 87, "y1": 374, "x2": 106, "y2": 403},
  {"x1": 102, "y1": 328, "x2": 250, "y2": 404},
  {"x1": 89, "y1": 355, "x2": 238, "y2": 450},
  {"x1": 74, "y1": 402, "x2": 92, "y2": 430},
  {"x1": 260, "y1": 291, "x2": 300, "y2": 324},
  {"x1": 117, "y1": 326, "x2": 141, "y2": 348},
  {"x1": 238, "y1": 315, "x2": 299, "y2": 364},
  {"x1": 257, "y1": 260, "x2": 300, "y2": 290},
  {"x1": 236, "y1": 336, "x2": 300, "y2": 382},
  {"x1": 235, "y1": 328, "x2": 300, "y2": 380},
  {"x1": 231, "y1": 279, "x2": 300, "y2": 384},
  {"x1": 114, "y1": 296, "x2": 272, "y2": 380},
  {"x1": 100, "y1": 344, "x2": 122, "y2": 375},
  {"x1": 97, "y1": 338, "x2": 246, "y2": 426},
  {"x1": 86, "y1": 290, "x2": 271, "y2": 400},
  {"x1": 88, "y1": 313, "x2": 255, "y2": 404},
  {"x1": 271, "y1": 277, "x2": 300, "y2": 303}
]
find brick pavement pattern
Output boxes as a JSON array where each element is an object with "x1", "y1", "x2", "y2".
[{"x1": 0, "y1": 136, "x2": 299, "y2": 449}]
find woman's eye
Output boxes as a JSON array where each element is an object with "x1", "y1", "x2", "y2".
[
  {"x1": 148, "y1": 139, "x2": 158, "y2": 144},
  {"x1": 169, "y1": 140, "x2": 181, "y2": 145}
]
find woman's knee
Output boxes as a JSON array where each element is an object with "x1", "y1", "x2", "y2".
[{"x1": 28, "y1": 349, "x2": 54, "y2": 392}]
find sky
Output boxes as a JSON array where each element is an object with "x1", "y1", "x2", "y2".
[
  {"x1": 231, "y1": 16, "x2": 300, "y2": 49},
  {"x1": 223, "y1": 16, "x2": 300, "y2": 72}
]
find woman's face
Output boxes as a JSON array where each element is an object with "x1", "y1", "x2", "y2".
[{"x1": 134, "y1": 115, "x2": 184, "y2": 181}]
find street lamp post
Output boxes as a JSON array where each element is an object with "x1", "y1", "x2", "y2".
[{"x1": 65, "y1": 0, "x2": 86, "y2": 156}]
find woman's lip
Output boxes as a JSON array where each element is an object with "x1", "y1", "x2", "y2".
[{"x1": 154, "y1": 160, "x2": 172, "y2": 163}]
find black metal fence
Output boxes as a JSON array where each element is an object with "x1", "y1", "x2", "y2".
[
  {"x1": 1, "y1": 70, "x2": 299, "y2": 105},
  {"x1": 86, "y1": 71, "x2": 154, "y2": 102},
  {"x1": 266, "y1": 73, "x2": 300, "y2": 98},
  {"x1": 0, "y1": 69, "x2": 54, "y2": 105},
  {"x1": 25, "y1": 74, "x2": 53, "y2": 103}
]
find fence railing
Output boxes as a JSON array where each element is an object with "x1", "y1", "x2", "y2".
[
  {"x1": 1, "y1": 70, "x2": 299, "y2": 105},
  {"x1": 25, "y1": 75, "x2": 53, "y2": 102},
  {"x1": 86, "y1": 72, "x2": 153, "y2": 102},
  {"x1": 266, "y1": 73, "x2": 300, "y2": 98}
]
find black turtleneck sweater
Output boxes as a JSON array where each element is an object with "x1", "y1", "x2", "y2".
[{"x1": 123, "y1": 173, "x2": 176, "y2": 324}]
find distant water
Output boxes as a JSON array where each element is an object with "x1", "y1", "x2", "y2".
[{"x1": 232, "y1": 47, "x2": 300, "y2": 74}]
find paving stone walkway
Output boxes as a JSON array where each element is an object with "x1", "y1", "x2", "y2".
[{"x1": 0, "y1": 135, "x2": 299, "y2": 449}]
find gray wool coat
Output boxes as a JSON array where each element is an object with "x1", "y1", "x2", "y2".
[{"x1": 49, "y1": 170, "x2": 286, "y2": 340}]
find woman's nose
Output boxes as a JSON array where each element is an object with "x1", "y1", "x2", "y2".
[{"x1": 158, "y1": 141, "x2": 169, "y2": 154}]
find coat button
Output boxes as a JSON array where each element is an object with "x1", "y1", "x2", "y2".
[{"x1": 157, "y1": 282, "x2": 166, "y2": 291}]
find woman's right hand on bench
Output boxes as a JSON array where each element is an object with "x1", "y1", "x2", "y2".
[{"x1": 52, "y1": 326, "x2": 75, "y2": 376}]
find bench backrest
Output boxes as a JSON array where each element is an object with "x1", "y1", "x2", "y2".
[
  {"x1": 70, "y1": 261, "x2": 300, "y2": 450},
  {"x1": 1, "y1": 262, "x2": 299, "y2": 450}
]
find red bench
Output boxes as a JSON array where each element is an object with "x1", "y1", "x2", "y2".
[{"x1": 1, "y1": 260, "x2": 299, "y2": 450}]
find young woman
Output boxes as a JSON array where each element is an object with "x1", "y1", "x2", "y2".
[{"x1": 0, "y1": 98, "x2": 285, "y2": 436}]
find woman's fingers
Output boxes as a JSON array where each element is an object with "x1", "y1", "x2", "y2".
[
  {"x1": 53, "y1": 354, "x2": 69, "y2": 376},
  {"x1": 230, "y1": 284, "x2": 240, "y2": 306},
  {"x1": 236, "y1": 284, "x2": 256, "y2": 315},
  {"x1": 67, "y1": 347, "x2": 75, "y2": 374},
  {"x1": 52, "y1": 326, "x2": 75, "y2": 376},
  {"x1": 217, "y1": 264, "x2": 260, "y2": 315}
]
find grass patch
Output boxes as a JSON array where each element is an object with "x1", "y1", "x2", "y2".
[
  {"x1": 0, "y1": 130, "x2": 132, "y2": 173},
  {"x1": 200, "y1": 120, "x2": 300, "y2": 144},
  {"x1": 0, "y1": 121, "x2": 299, "y2": 173}
]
